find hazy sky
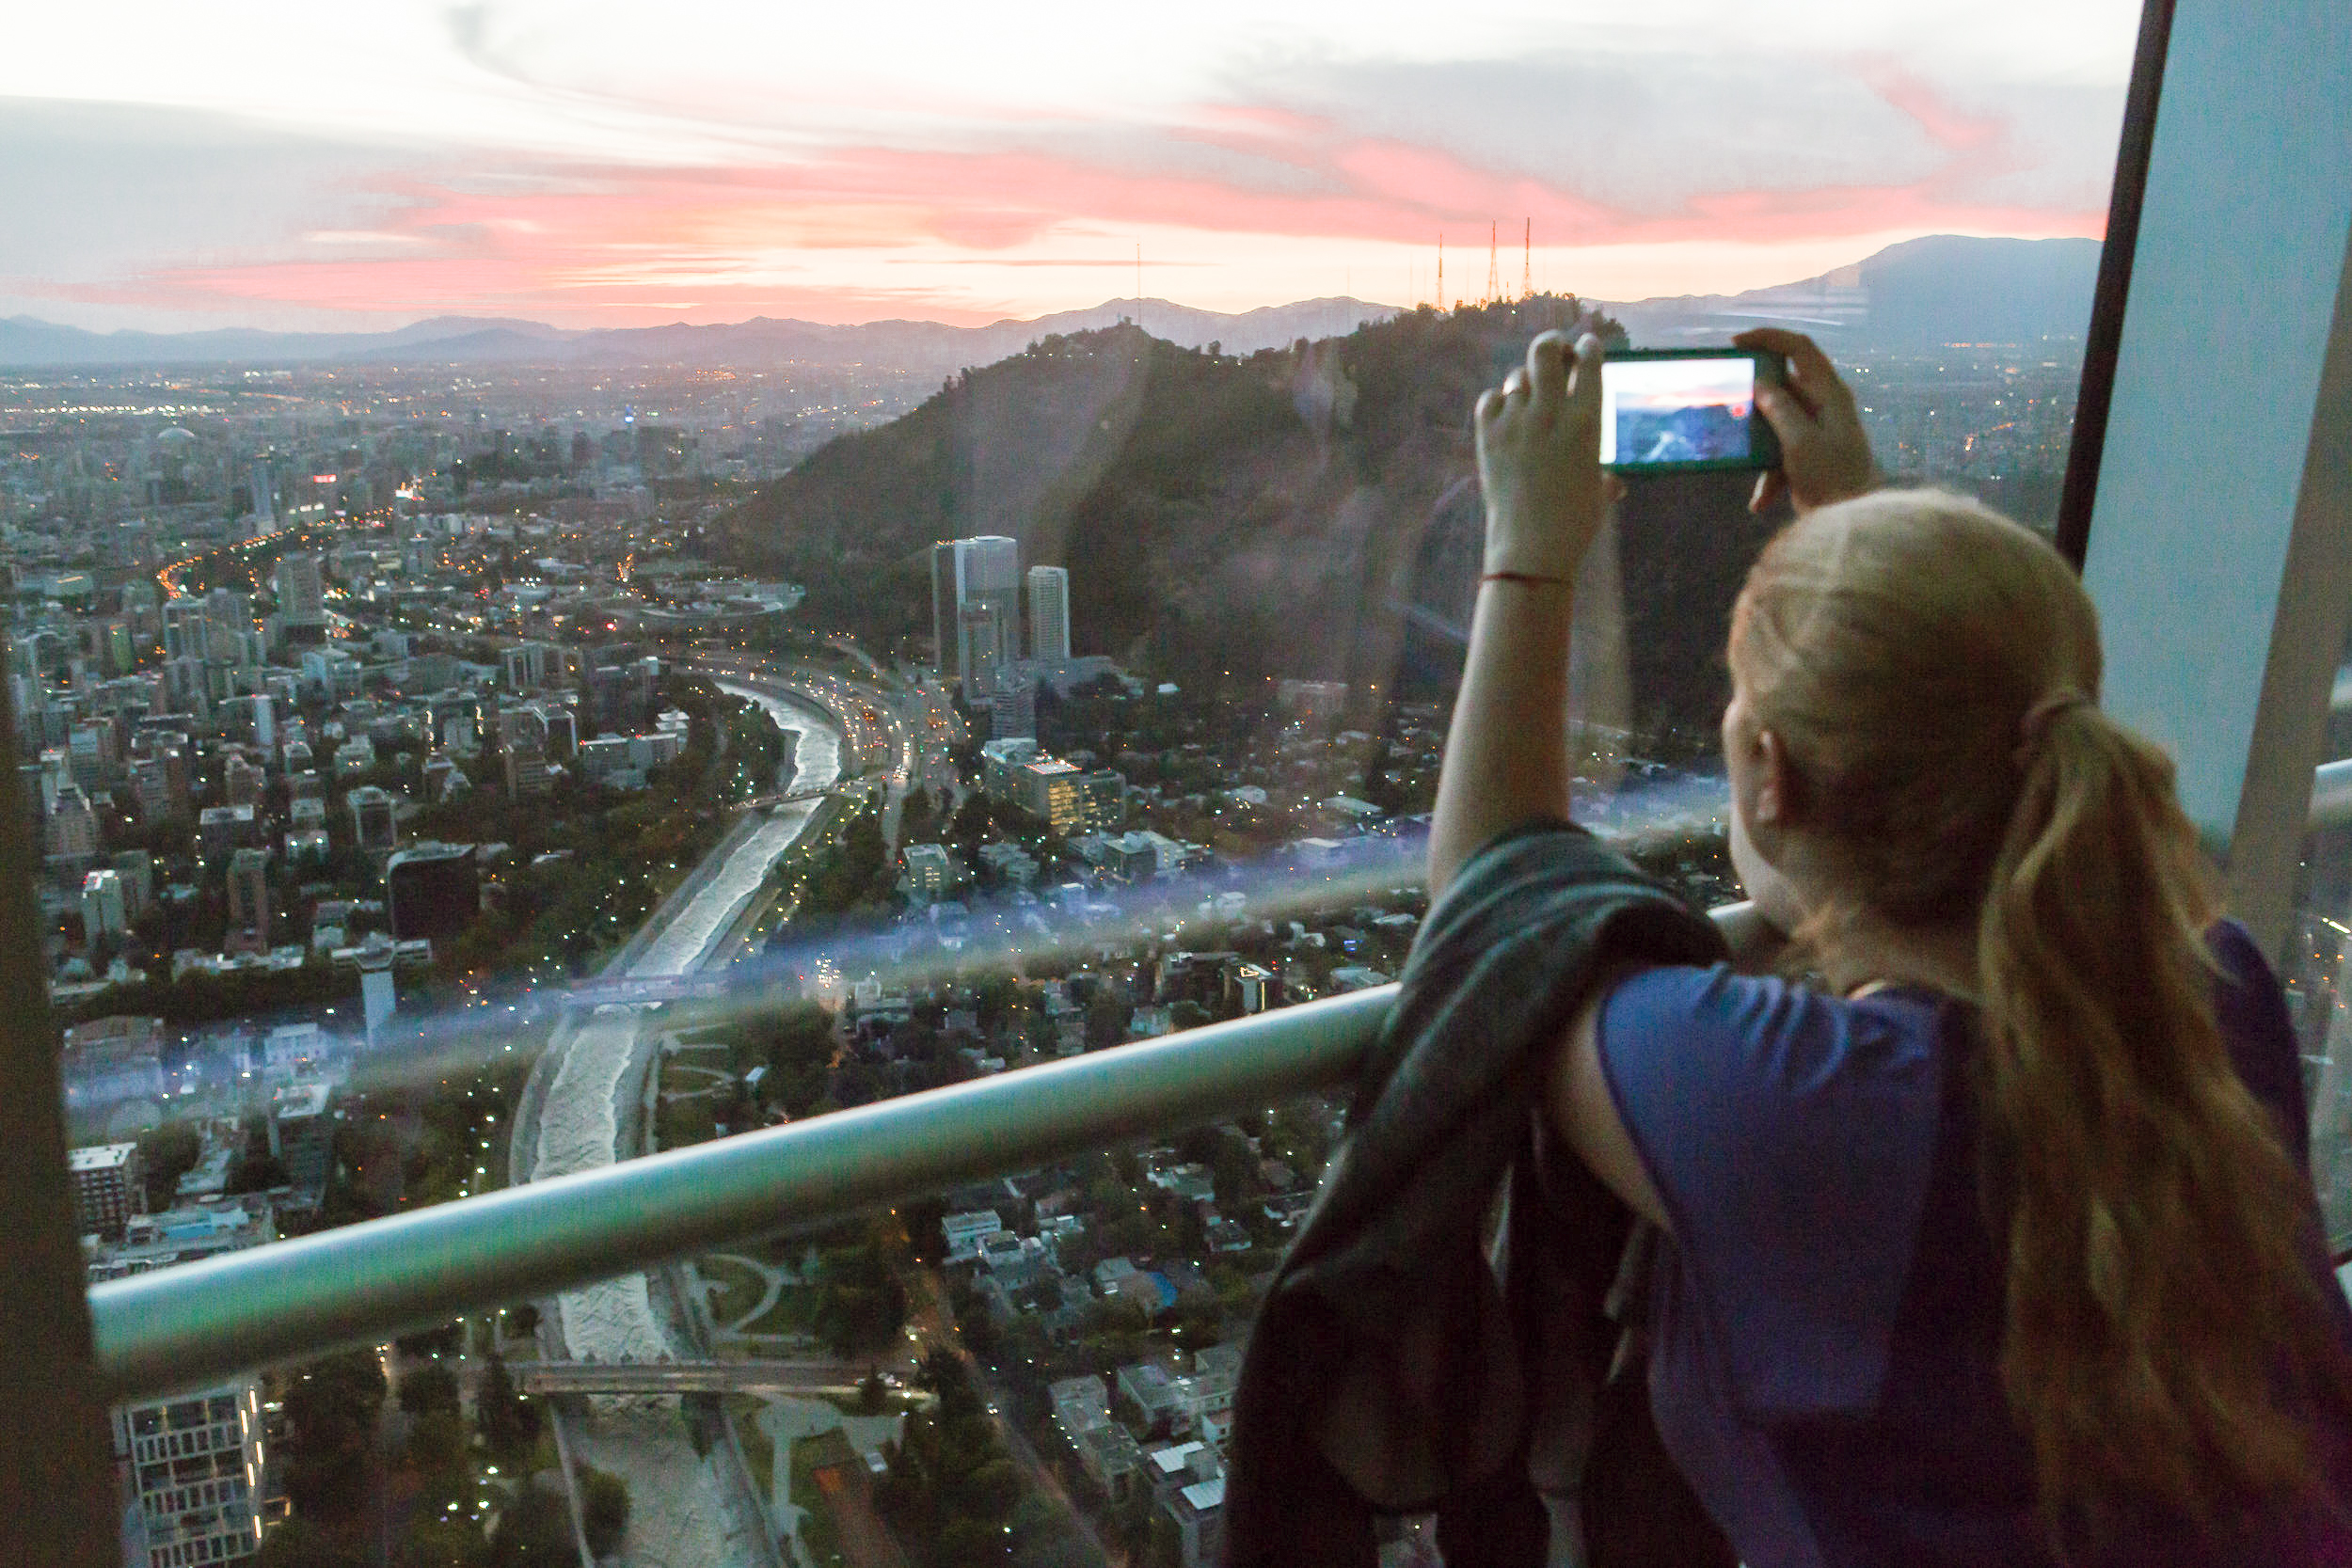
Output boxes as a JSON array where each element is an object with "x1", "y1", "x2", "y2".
[{"x1": 0, "y1": 1, "x2": 2141, "y2": 333}]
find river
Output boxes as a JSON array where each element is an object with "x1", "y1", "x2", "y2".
[
  {"x1": 522, "y1": 675, "x2": 849, "y2": 1566},
  {"x1": 626, "y1": 680, "x2": 844, "y2": 978}
]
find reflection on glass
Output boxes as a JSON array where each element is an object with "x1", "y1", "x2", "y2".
[
  {"x1": 23, "y1": 4, "x2": 2142, "y2": 1560},
  {"x1": 2288, "y1": 644, "x2": 2352, "y2": 1252}
]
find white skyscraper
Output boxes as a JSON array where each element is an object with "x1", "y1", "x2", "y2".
[
  {"x1": 930, "y1": 535, "x2": 1022, "y2": 690},
  {"x1": 1027, "y1": 565, "x2": 1071, "y2": 663}
]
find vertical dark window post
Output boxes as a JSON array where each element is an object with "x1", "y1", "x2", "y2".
[
  {"x1": 2055, "y1": 0, "x2": 2176, "y2": 571},
  {"x1": 0, "y1": 675, "x2": 124, "y2": 1560}
]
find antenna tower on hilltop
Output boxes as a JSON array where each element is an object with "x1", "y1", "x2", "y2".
[
  {"x1": 1486, "y1": 222, "x2": 1500, "y2": 305},
  {"x1": 1436, "y1": 234, "x2": 1444, "y2": 311},
  {"x1": 1523, "y1": 219, "x2": 1532, "y2": 299},
  {"x1": 1136, "y1": 243, "x2": 1143, "y2": 334}
]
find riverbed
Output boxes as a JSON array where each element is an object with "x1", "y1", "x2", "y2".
[{"x1": 521, "y1": 676, "x2": 850, "y2": 1565}]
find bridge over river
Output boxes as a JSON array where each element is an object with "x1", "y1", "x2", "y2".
[{"x1": 517, "y1": 1359, "x2": 882, "y2": 1396}]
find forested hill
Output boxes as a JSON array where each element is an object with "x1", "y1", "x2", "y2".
[{"x1": 713, "y1": 297, "x2": 1777, "y2": 737}]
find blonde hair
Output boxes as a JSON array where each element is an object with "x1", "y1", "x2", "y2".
[{"x1": 1728, "y1": 489, "x2": 2350, "y2": 1533}]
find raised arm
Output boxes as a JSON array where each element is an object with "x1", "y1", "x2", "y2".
[{"x1": 1427, "y1": 330, "x2": 1609, "y2": 899}]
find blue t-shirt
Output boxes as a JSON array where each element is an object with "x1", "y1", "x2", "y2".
[{"x1": 1597, "y1": 919, "x2": 2352, "y2": 1567}]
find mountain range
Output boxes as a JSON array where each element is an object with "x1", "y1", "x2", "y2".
[
  {"x1": 0, "y1": 235, "x2": 2102, "y2": 370},
  {"x1": 0, "y1": 296, "x2": 1391, "y2": 372}
]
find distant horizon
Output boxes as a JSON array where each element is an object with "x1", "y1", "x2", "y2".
[
  {"x1": 3, "y1": 4, "x2": 2136, "y2": 334},
  {"x1": 2, "y1": 230, "x2": 2105, "y2": 345}
]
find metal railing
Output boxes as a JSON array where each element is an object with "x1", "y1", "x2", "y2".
[
  {"x1": 89, "y1": 983, "x2": 1401, "y2": 1404},
  {"x1": 82, "y1": 747, "x2": 2352, "y2": 1408}
]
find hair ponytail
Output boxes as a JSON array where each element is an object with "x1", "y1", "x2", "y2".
[
  {"x1": 1982, "y1": 696, "x2": 2349, "y2": 1528},
  {"x1": 1729, "y1": 490, "x2": 2352, "y2": 1535}
]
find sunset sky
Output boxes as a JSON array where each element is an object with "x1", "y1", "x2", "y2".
[{"x1": 1, "y1": 1, "x2": 2142, "y2": 333}]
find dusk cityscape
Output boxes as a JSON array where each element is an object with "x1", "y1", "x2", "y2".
[{"x1": 0, "y1": 3, "x2": 2178, "y2": 1565}]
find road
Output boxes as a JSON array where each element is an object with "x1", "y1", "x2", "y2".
[
  {"x1": 682, "y1": 655, "x2": 960, "y2": 855},
  {"x1": 812, "y1": 1460, "x2": 912, "y2": 1568},
  {"x1": 910, "y1": 1271, "x2": 1119, "y2": 1568}
]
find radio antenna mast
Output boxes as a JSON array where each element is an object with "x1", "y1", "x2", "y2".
[
  {"x1": 1486, "y1": 222, "x2": 1500, "y2": 305},
  {"x1": 1437, "y1": 234, "x2": 1444, "y2": 311},
  {"x1": 1136, "y1": 243, "x2": 1143, "y2": 334},
  {"x1": 1523, "y1": 219, "x2": 1532, "y2": 299}
]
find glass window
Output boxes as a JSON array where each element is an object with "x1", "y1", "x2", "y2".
[
  {"x1": 2285, "y1": 631, "x2": 2352, "y2": 1250},
  {"x1": 28, "y1": 3, "x2": 2147, "y2": 1560}
]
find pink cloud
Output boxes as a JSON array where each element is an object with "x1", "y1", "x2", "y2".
[
  {"x1": 52, "y1": 100, "x2": 2103, "y2": 325},
  {"x1": 1857, "y1": 60, "x2": 2012, "y2": 156}
]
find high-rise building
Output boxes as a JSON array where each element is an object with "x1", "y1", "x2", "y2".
[
  {"x1": 112, "y1": 850, "x2": 154, "y2": 919},
  {"x1": 268, "y1": 1081, "x2": 334, "y2": 1212},
  {"x1": 961, "y1": 602, "x2": 1007, "y2": 696},
  {"x1": 359, "y1": 942, "x2": 397, "y2": 1047},
  {"x1": 47, "y1": 784, "x2": 100, "y2": 862},
  {"x1": 503, "y1": 743, "x2": 555, "y2": 796},
  {"x1": 92, "y1": 1199, "x2": 277, "y2": 1567},
  {"x1": 81, "y1": 868, "x2": 128, "y2": 940},
  {"x1": 117, "y1": 1381, "x2": 269, "y2": 1566},
  {"x1": 1027, "y1": 565, "x2": 1071, "y2": 663},
  {"x1": 1020, "y1": 759, "x2": 1128, "y2": 834},
  {"x1": 131, "y1": 751, "x2": 191, "y2": 823},
  {"x1": 930, "y1": 536, "x2": 1021, "y2": 690},
  {"x1": 347, "y1": 785, "x2": 398, "y2": 854},
  {"x1": 986, "y1": 664, "x2": 1037, "y2": 740},
  {"x1": 161, "y1": 600, "x2": 210, "y2": 662},
  {"x1": 904, "y1": 843, "x2": 954, "y2": 901},
  {"x1": 67, "y1": 1141, "x2": 142, "y2": 1240},
  {"x1": 223, "y1": 754, "x2": 265, "y2": 809},
  {"x1": 249, "y1": 456, "x2": 276, "y2": 526},
  {"x1": 501, "y1": 641, "x2": 548, "y2": 691},
  {"x1": 226, "y1": 847, "x2": 271, "y2": 952},
  {"x1": 275, "y1": 552, "x2": 327, "y2": 638},
  {"x1": 388, "y1": 842, "x2": 480, "y2": 941}
]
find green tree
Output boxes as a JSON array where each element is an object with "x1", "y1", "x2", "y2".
[
  {"x1": 954, "y1": 1457, "x2": 1024, "y2": 1522},
  {"x1": 486, "y1": 1481, "x2": 575, "y2": 1566},
  {"x1": 255, "y1": 1515, "x2": 371, "y2": 1568},
  {"x1": 397, "y1": 1323, "x2": 462, "y2": 1357},
  {"x1": 281, "y1": 1349, "x2": 388, "y2": 1525},
  {"x1": 137, "y1": 1121, "x2": 201, "y2": 1211},
  {"x1": 580, "y1": 1465, "x2": 630, "y2": 1556},
  {"x1": 762, "y1": 1001, "x2": 836, "y2": 1117},
  {"x1": 403, "y1": 1408, "x2": 469, "y2": 1478},
  {"x1": 812, "y1": 1243, "x2": 909, "y2": 1359},
  {"x1": 934, "y1": 1516, "x2": 1012, "y2": 1568},
  {"x1": 399, "y1": 1362, "x2": 461, "y2": 1418},
  {"x1": 475, "y1": 1352, "x2": 540, "y2": 1465},
  {"x1": 393, "y1": 1516, "x2": 489, "y2": 1568}
]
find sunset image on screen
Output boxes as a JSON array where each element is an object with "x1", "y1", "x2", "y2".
[{"x1": 1600, "y1": 357, "x2": 1758, "y2": 466}]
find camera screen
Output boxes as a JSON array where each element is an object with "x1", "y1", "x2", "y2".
[{"x1": 1599, "y1": 356, "x2": 1756, "y2": 466}]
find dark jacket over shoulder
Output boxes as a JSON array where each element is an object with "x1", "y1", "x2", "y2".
[{"x1": 1223, "y1": 821, "x2": 1733, "y2": 1568}]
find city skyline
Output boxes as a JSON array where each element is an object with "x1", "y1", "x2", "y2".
[{"x1": 3, "y1": 1, "x2": 2138, "y2": 332}]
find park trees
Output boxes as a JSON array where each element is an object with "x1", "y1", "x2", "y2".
[
  {"x1": 280, "y1": 1349, "x2": 388, "y2": 1527},
  {"x1": 475, "y1": 1352, "x2": 542, "y2": 1466},
  {"x1": 812, "y1": 1237, "x2": 909, "y2": 1359}
]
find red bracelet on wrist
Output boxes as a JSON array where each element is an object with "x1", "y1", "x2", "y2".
[{"x1": 1480, "y1": 570, "x2": 1574, "y2": 588}]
